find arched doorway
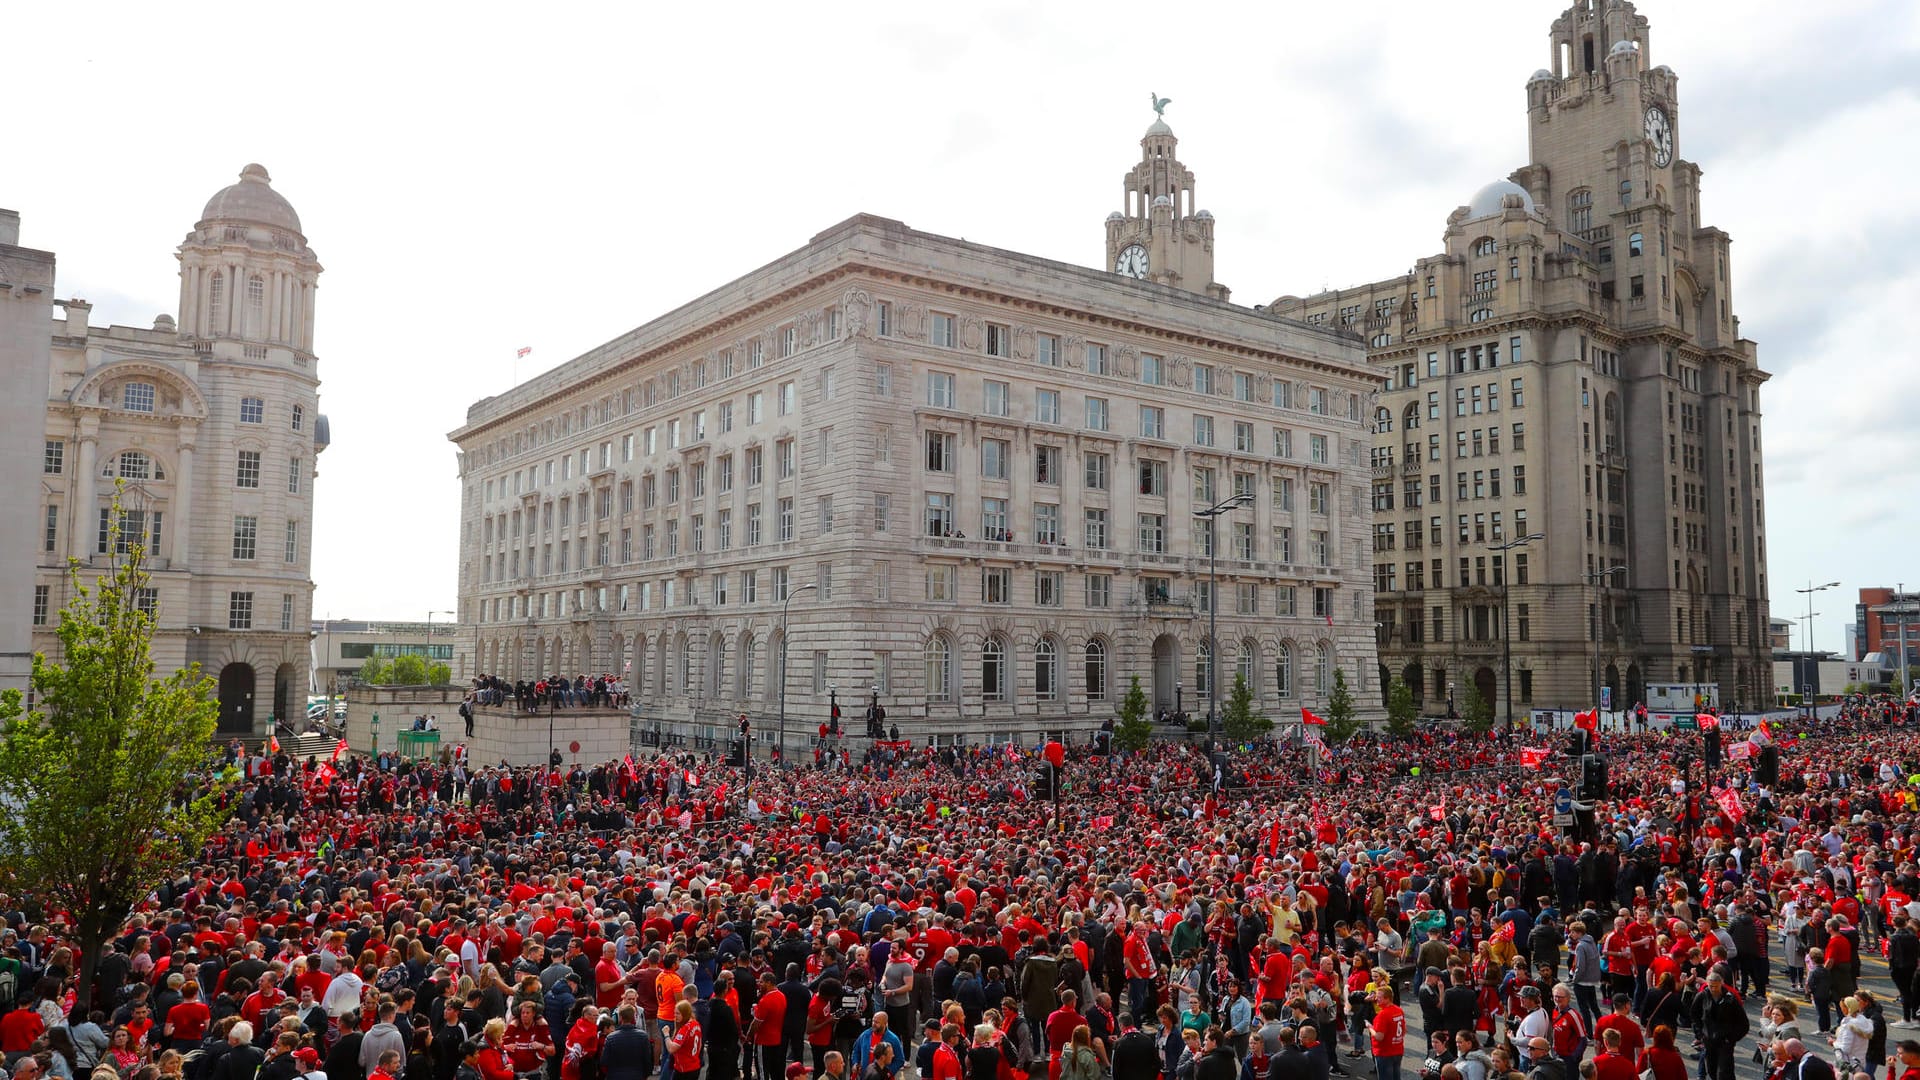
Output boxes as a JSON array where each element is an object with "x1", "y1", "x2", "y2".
[
  {"x1": 217, "y1": 663, "x2": 255, "y2": 735},
  {"x1": 272, "y1": 663, "x2": 296, "y2": 730},
  {"x1": 1604, "y1": 663, "x2": 1621, "y2": 709},
  {"x1": 1377, "y1": 663, "x2": 1391, "y2": 707},
  {"x1": 1402, "y1": 663, "x2": 1424, "y2": 709},
  {"x1": 1473, "y1": 665, "x2": 1498, "y2": 716},
  {"x1": 1626, "y1": 663, "x2": 1644, "y2": 708},
  {"x1": 1151, "y1": 634, "x2": 1179, "y2": 715}
]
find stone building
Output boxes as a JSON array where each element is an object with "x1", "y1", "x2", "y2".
[
  {"x1": 452, "y1": 122, "x2": 1379, "y2": 751},
  {"x1": 1270, "y1": 0, "x2": 1771, "y2": 719},
  {"x1": 9, "y1": 166, "x2": 328, "y2": 732}
]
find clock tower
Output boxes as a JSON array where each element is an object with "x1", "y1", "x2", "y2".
[{"x1": 1105, "y1": 107, "x2": 1228, "y2": 301}]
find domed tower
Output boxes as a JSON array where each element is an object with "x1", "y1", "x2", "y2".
[
  {"x1": 176, "y1": 165, "x2": 326, "y2": 734},
  {"x1": 1104, "y1": 105, "x2": 1228, "y2": 301}
]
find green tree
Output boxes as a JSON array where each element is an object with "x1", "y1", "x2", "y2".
[
  {"x1": 1114, "y1": 675, "x2": 1153, "y2": 753},
  {"x1": 356, "y1": 655, "x2": 390, "y2": 685},
  {"x1": 387, "y1": 653, "x2": 428, "y2": 685},
  {"x1": 426, "y1": 661, "x2": 452, "y2": 685},
  {"x1": 1385, "y1": 675, "x2": 1417, "y2": 738},
  {"x1": 0, "y1": 505, "x2": 230, "y2": 1019},
  {"x1": 1221, "y1": 672, "x2": 1273, "y2": 743},
  {"x1": 1460, "y1": 680, "x2": 1495, "y2": 734},
  {"x1": 1324, "y1": 667, "x2": 1362, "y2": 742}
]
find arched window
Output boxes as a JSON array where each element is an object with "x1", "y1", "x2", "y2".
[
  {"x1": 1275, "y1": 643, "x2": 1294, "y2": 698},
  {"x1": 736, "y1": 634, "x2": 755, "y2": 699},
  {"x1": 1375, "y1": 406, "x2": 1393, "y2": 434},
  {"x1": 115, "y1": 450, "x2": 152, "y2": 480},
  {"x1": 1084, "y1": 639, "x2": 1108, "y2": 701},
  {"x1": 1370, "y1": 333, "x2": 1391, "y2": 348},
  {"x1": 1238, "y1": 639, "x2": 1258, "y2": 691},
  {"x1": 982, "y1": 636, "x2": 1008, "y2": 702},
  {"x1": 1035, "y1": 638, "x2": 1058, "y2": 702},
  {"x1": 207, "y1": 272, "x2": 225, "y2": 334},
  {"x1": 1403, "y1": 402, "x2": 1420, "y2": 431},
  {"x1": 1628, "y1": 232, "x2": 1644, "y2": 257},
  {"x1": 1568, "y1": 188, "x2": 1593, "y2": 232},
  {"x1": 1473, "y1": 237, "x2": 1498, "y2": 257},
  {"x1": 1316, "y1": 643, "x2": 1333, "y2": 696},
  {"x1": 1195, "y1": 639, "x2": 1213, "y2": 700},
  {"x1": 925, "y1": 635, "x2": 953, "y2": 702},
  {"x1": 247, "y1": 275, "x2": 266, "y2": 336}
]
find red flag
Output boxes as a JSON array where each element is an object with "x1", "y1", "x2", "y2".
[
  {"x1": 1302, "y1": 708, "x2": 1327, "y2": 726},
  {"x1": 1429, "y1": 804, "x2": 1445, "y2": 821},
  {"x1": 1574, "y1": 710, "x2": 1598, "y2": 731},
  {"x1": 1697, "y1": 713, "x2": 1719, "y2": 731},
  {"x1": 516, "y1": 346, "x2": 532, "y2": 358},
  {"x1": 1751, "y1": 720, "x2": 1772, "y2": 744},
  {"x1": 314, "y1": 762, "x2": 337, "y2": 786},
  {"x1": 331, "y1": 738, "x2": 348, "y2": 762},
  {"x1": 1519, "y1": 746, "x2": 1549, "y2": 767},
  {"x1": 1492, "y1": 919, "x2": 1516, "y2": 944},
  {"x1": 268, "y1": 734, "x2": 281, "y2": 754},
  {"x1": 1727, "y1": 740, "x2": 1753, "y2": 761},
  {"x1": 1267, "y1": 819, "x2": 1282, "y2": 857},
  {"x1": 1713, "y1": 785, "x2": 1744, "y2": 821}
]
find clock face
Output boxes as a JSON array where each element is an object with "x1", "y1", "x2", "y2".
[
  {"x1": 1644, "y1": 105, "x2": 1673, "y2": 167},
  {"x1": 1114, "y1": 244, "x2": 1149, "y2": 279}
]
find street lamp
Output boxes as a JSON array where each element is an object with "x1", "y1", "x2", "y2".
[
  {"x1": 1795, "y1": 580, "x2": 1840, "y2": 720},
  {"x1": 1585, "y1": 565, "x2": 1628, "y2": 724},
  {"x1": 1192, "y1": 490, "x2": 1254, "y2": 743},
  {"x1": 1487, "y1": 532, "x2": 1544, "y2": 732},
  {"x1": 777, "y1": 581, "x2": 819, "y2": 768}
]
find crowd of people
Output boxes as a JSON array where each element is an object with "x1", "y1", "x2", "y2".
[
  {"x1": 466, "y1": 675, "x2": 631, "y2": 715},
  {"x1": 1, "y1": 706, "x2": 1918, "y2": 1080}
]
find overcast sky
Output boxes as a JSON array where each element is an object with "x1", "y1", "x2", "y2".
[{"x1": 7, "y1": 0, "x2": 1916, "y2": 656}]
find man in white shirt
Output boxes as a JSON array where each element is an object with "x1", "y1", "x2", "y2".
[{"x1": 1514, "y1": 987, "x2": 1551, "y2": 1070}]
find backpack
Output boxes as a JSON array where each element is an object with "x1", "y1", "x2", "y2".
[
  {"x1": 0, "y1": 963, "x2": 17, "y2": 1011},
  {"x1": 375, "y1": 965, "x2": 406, "y2": 993}
]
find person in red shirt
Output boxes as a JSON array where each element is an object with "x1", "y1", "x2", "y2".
[
  {"x1": 506, "y1": 1001, "x2": 555, "y2": 1075},
  {"x1": 930, "y1": 1024, "x2": 965, "y2": 1080},
  {"x1": 241, "y1": 971, "x2": 287, "y2": 1030},
  {"x1": 163, "y1": 981, "x2": 213, "y2": 1049},
  {"x1": 666, "y1": 1001, "x2": 703, "y2": 1079},
  {"x1": 477, "y1": 1020, "x2": 517, "y2": 1080},
  {"x1": 1123, "y1": 923, "x2": 1157, "y2": 1025},
  {"x1": 560, "y1": 1008, "x2": 602, "y2": 1080},
  {"x1": 594, "y1": 944, "x2": 628, "y2": 1010},
  {"x1": 1593, "y1": 1029, "x2": 1637, "y2": 1080},
  {"x1": 1044, "y1": 991, "x2": 1085, "y2": 1080},
  {"x1": 750, "y1": 971, "x2": 788, "y2": 1080},
  {"x1": 1369, "y1": 985, "x2": 1405, "y2": 1080},
  {"x1": 1593, "y1": 995, "x2": 1644, "y2": 1062},
  {"x1": 1550, "y1": 983, "x2": 1589, "y2": 1068}
]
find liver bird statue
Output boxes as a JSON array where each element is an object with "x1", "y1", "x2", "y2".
[{"x1": 1150, "y1": 92, "x2": 1171, "y2": 117}]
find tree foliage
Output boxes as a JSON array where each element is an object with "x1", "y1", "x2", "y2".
[
  {"x1": 357, "y1": 654, "x2": 452, "y2": 686},
  {"x1": 1460, "y1": 680, "x2": 1495, "y2": 734},
  {"x1": 1385, "y1": 675, "x2": 1418, "y2": 738},
  {"x1": 1115, "y1": 675, "x2": 1154, "y2": 753},
  {"x1": 0, "y1": 502, "x2": 230, "y2": 1018},
  {"x1": 1222, "y1": 672, "x2": 1273, "y2": 743},
  {"x1": 1324, "y1": 667, "x2": 1362, "y2": 743}
]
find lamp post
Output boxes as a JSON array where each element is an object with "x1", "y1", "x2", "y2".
[
  {"x1": 1487, "y1": 532, "x2": 1544, "y2": 732},
  {"x1": 1585, "y1": 565, "x2": 1628, "y2": 727},
  {"x1": 1795, "y1": 580, "x2": 1840, "y2": 721},
  {"x1": 777, "y1": 581, "x2": 818, "y2": 769},
  {"x1": 1192, "y1": 490, "x2": 1254, "y2": 744}
]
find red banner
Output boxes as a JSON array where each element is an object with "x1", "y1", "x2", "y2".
[
  {"x1": 1713, "y1": 785, "x2": 1745, "y2": 821},
  {"x1": 1301, "y1": 708, "x2": 1327, "y2": 726},
  {"x1": 1727, "y1": 740, "x2": 1753, "y2": 761},
  {"x1": 1697, "y1": 713, "x2": 1720, "y2": 731},
  {"x1": 1519, "y1": 747, "x2": 1549, "y2": 767}
]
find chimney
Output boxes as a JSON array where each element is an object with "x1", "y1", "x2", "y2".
[
  {"x1": 0, "y1": 209, "x2": 19, "y2": 247},
  {"x1": 63, "y1": 299, "x2": 91, "y2": 337}
]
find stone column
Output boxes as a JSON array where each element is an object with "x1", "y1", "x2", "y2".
[
  {"x1": 301, "y1": 283, "x2": 315, "y2": 352},
  {"x1": 71, "y1": 424, "x2": 99, "y2": 561},
  {"x1": 172, "y1": 432, "x2": 196, "y2": 570},
  {"x1": 180, "y1": 264, "x2": 198, "y2": 336}
]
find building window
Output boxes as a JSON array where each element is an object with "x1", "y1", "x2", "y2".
[
  {"x1": 981, "y1": 439, "x2": 1009, "y2": 479},
  {"x1": 1084, "y1": 508, "x2": 1109, "y2": 549},
  {"x1": 207, "y1": 273, "x2": 225, "y2": 332},
  {"x1": 981, "y1": 636, "x2": 1009, "y2": 701},
  {"x1": 1085, "y1": 452, "x2": 1110, "y2": 490},
  {"x1": 33, "y1": 584, "x2": 50, "y2": 626},
  {"x1": 1037, "y1": 334, "x2": 1059, "y2": 366},
  {"x1": 1140, "y1": 405, "x2": 1164, "y2": 439},
  {"x1": 981, "y1": 498, "x2": 1009, "y2": 541},
  {"x1": 228, "y1": 591, "x2": 254, "y2": 630},
  {"x1": 1086, "y1": 575, "x2": 1112, "y2": 609},
  {"x1": 43, "y1": 439, "x2": 64, "y2": 475},
  {"x1": 926, "y1": 431, "x2": 955, "y2": 473},
  {"x1": 1034, "y1": 387, "x2": 1060, "y2": 425},
  {"x1": 235, "y1": 450, "x2": 261, "y2": 488},
  {"x1": 1085, "y1": 396, "x2": 1109, "y2": 431},
  {"x1": 1086, "y1": 342, "x2": 1109, "y2": 375},
  {"x1": 926, "y1": 565, "x2": 955, "y2": 602},
  {"x1": 285, "y1": 520, "x2": 299, "y2": 563},
  {"x1": 123, "y1": 382, "x2": 156, "y2": 412},
  {"x1": 1141, "y1": 354, "x2": 1164, "y2": 386},
  {"x1": 926, "y1": 634, "x2": 954, "y2": 700},
  {"x1": 1192, "y1": 414, "x2": 1215, "y2": 447},
  {"x1": 924, "y1": 312, "x2": 955, "y2": 347},
  {"x1": 986, "y1": 322, "x2": 1011, "y2": 358},
  {"x1": 240, "y1": 397, "x2": 265, "y2": 424},
  {"x1": 1136, "y1": 513, "x2": 1166, "y2": 553},
  {"x1": 44, "y1": 504, "x2": 59, "y2": 553},
  {"x1": 288, "y1": 458, "x2": 302, "y2": 494},
  {"x1": 927, "y1": 371, "x2": 955, "y2": 409},
  {"x1": 983, "y1": 566, "x2": 1012, "y2": 604},
  {"x1": 1275, "y1": 644, "x2": 1293, "y2": 698},
  {"x1": 232, "y1": 515, "x2": 257, "y2": 560},
  {"x1": 924, "y1": 493, "x2": 954, "y2": 536},
  {"x1": 280, "y1": 594, "x2": 294, "y2": 632}
]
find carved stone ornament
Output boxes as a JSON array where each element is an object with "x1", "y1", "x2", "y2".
[
  {"x1": 958, "y1": 314, "x2": 984, "y2": 351},
  {"x1": 844, "y1": 288, "x2": 873, "y2": 339},
  {"x1": 1012, "y1": 326, "x2": 1035, "y2": 360},
  {"x1": 895, "y1": 303, "x2": 926, "y2": 341},
  {"x1": 1063, "y1": 335, "x2": 1085, "y2": 370},
  {"x1": 1115, "y1": 344, "x2": 1138, "y2": 379},
  {"x1": 798, "y1": 310, "x2": 820, "y2": 347},
  {"x1": 1254, "y1": 374, "x2": 1273, "y2": 399}
]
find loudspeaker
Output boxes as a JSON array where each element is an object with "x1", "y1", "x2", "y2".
[
  {"x1": 1581, "y1": 754, "x2": 1609, "y2": 800},
  {"x1": 1703, "y1": 730, "x2": 1721, "y2": 772}
]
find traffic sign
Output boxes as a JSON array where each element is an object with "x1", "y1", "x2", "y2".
[
  {"x1": 1554, "y1": 787, "x2": 1573, "y2": 814},
  {"x1": 1672, "y1": 714, "x2": 1697, "y2": 730}
]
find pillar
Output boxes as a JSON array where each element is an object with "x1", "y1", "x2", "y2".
[
  {"x1": 172, "y1": 437, "x2": 195, "y2": 570},
  {"x1": 71, "y1": 429, "x2": 98, "y2": 561}
]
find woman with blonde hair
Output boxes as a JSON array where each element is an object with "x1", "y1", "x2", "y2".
[{"x1": 1834, "y1": 996, "x2": 1873, "y2": 1074}]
